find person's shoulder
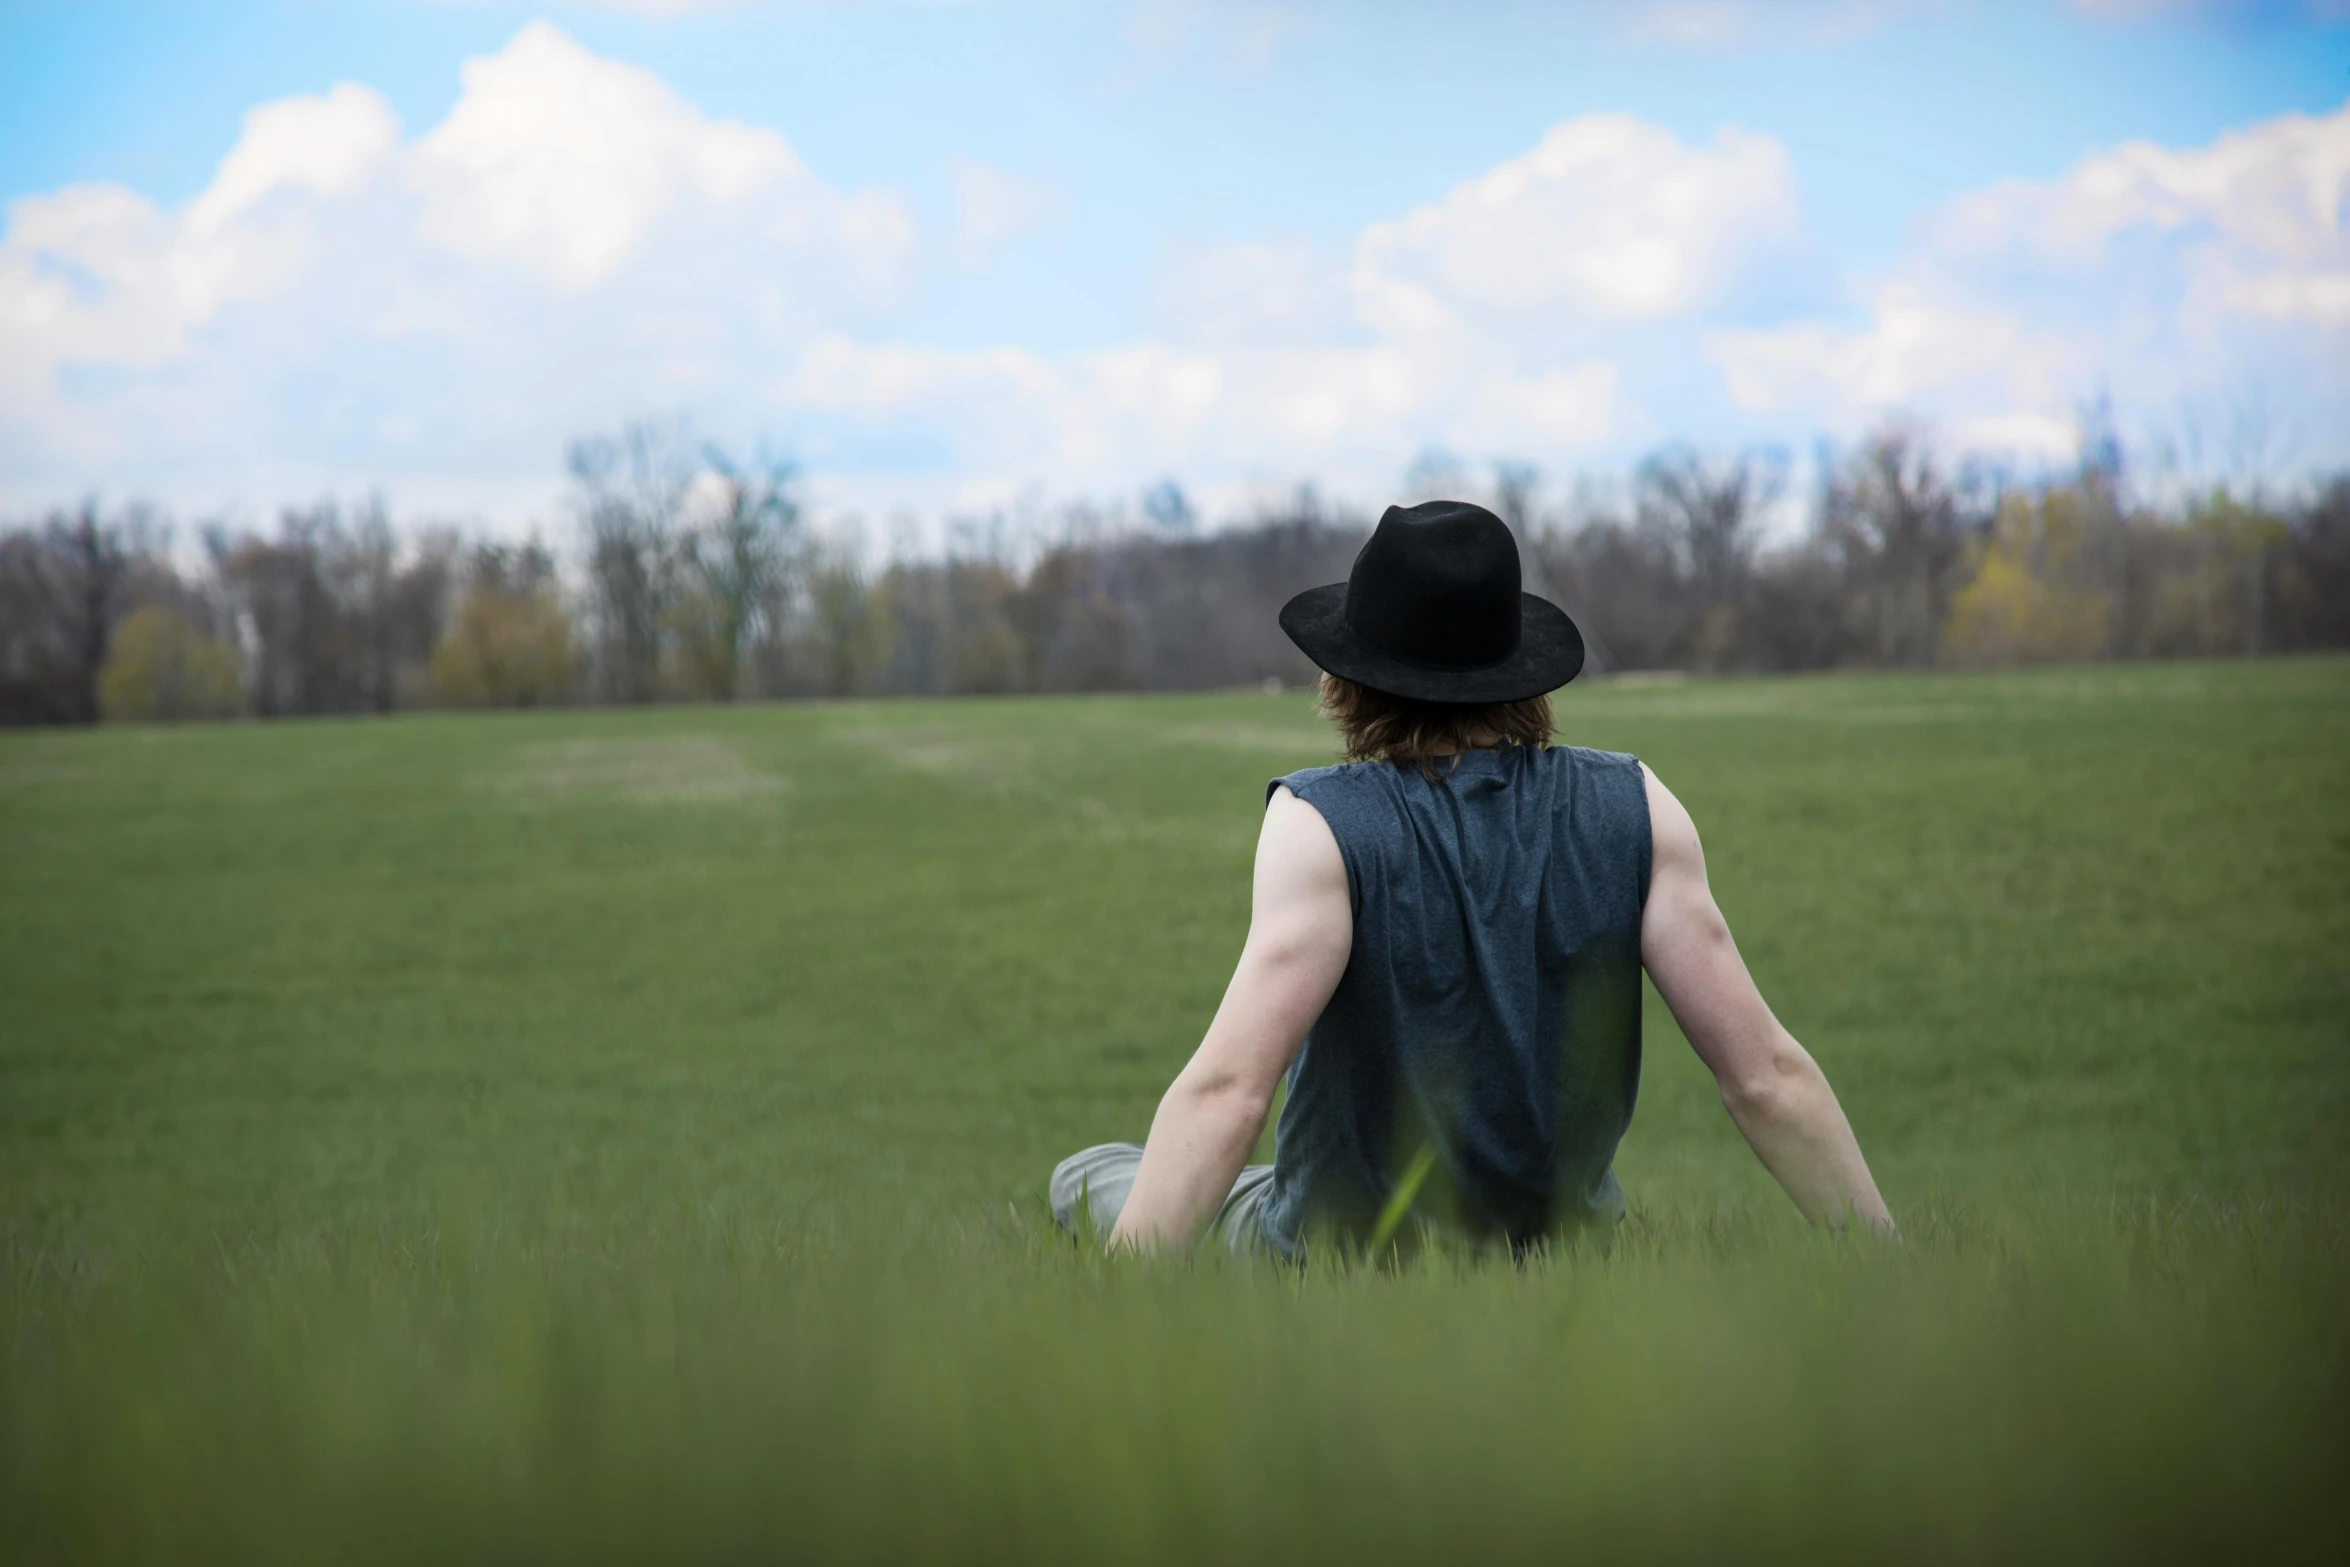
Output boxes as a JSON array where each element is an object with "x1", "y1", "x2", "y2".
[
  {"x1": 1274, "y1": 760, "x2": 1362, "y2": 789},
  {"x1": 1537, "y1": 747, "x2": 1654, "y2": 866},
  {"x1": 1542, "y1": 743, "x2": 1641, "y2": 772},
  {"x1": 1637, "y1": 761, "x2": 1699, "y2": 865},
  {"x1": 1528, "y1": 743, "x2": 1645, "y2": 795},
  {"x1": 1267, "y1": 758, "x2": 1392, "y2": 804}
]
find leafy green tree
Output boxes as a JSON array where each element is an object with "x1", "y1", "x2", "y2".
[
  {"x1": 429, "y1": 575, "x2": 574, "y2": 708},
  {"x1": 1942, "y1": 488, "x2": 2112, "y2": 666},
  {"x1": 2179, "y1": 488, "x2": 2290, "y2": 656},
  {"x1": 97, "y1": 604, "x2": 243, "y2": 721}
]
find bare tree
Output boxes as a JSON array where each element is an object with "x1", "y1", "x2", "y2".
[
  {"x1": 1011, "y1": 542, "x2": 1127, "y2": 692},
  {"x1": 212, "y1": 517, "x2": 323, "y2": 717},
  {"x1": 805, "y1": 532, "x2": 879, "y2": 698},
  {"x1": 1531, "y1": 498, "x2": 1688, "y2": 672},
  {"x1": 2278, "y1": 476, "x2": 2350, "y2": 652},
  {"x1": 0, "y1": 500, "x2": 144, "y2": 723},
  {"x1": 342, "y1": 501, "x2": 455, "y2": 711},
  {"x1": 206, "y1": 502, "x2": 454, "y2": 716},
  {"x1": 570, "y1": 425, "x2": 685, "y2": 704},
  {"x1": 1817, "y1": 426, "x2": 1977, "y2": 667},
  {"x1": 1489, "y1": 462, "x2": 1541, "y2": 536},
  {"x1": 675, "y1": 451, "x2": 800, "y2": 701},
  {"x1": 1637, "y1": 447, "x2": 1784, "y2": 618},
  {"x1": 1112, "y1": 498, "x2": 1367, "y2": 689},
  {"x1": 12, "y1": 412, "x2": 2350, "y2": 728}
]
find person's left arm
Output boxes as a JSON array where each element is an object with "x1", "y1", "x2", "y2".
[{"x1": 1105, "y1": 786, "x2": 1351, "y2": 1253}]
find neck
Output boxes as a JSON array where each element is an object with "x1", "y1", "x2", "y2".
[{"x1": 1404, "y1": 729, "x2": 1508, "y2": 760}]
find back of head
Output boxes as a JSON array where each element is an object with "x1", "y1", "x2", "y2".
[{"x1": 1317, "y1": 673, "x2": 1554, "y2": 780}]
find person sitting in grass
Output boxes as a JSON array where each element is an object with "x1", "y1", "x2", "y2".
[{"x1": 1052, "y1": 499, "x2": 1895, "y2": 1256}]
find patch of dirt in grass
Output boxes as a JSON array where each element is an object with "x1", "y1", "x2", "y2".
[
  {"x1": 0, "y1": 759, "x2": 87, "y2": 789},
  {"x1": 505, "y1": 736, "x2": 782, "y2": 803},
  {"x1": 1163, "y1": 722, "x2": 1334, "y2": 756},
  {"x1": 1582, "y1": 690, "x2": 1988, "y2": 724},
  {"x1": 1070, "y1": 795, "x2": 1255, "y2": 852},
  {"x1": 836, "y1": 726, "x2": 1026, "y2": 782}
]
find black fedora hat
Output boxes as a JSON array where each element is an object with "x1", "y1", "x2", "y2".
[{"x1": 1279, "y1": 500, "x2": 1583, "y2": 704}]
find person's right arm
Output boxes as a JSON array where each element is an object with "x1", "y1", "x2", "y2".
[{"x1": 1638, "y1": 764, "x2": 1895, "y2": 1234}]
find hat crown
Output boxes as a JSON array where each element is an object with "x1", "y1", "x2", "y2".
[{"x1": 1342, "y1": 501, "x2": 1523, "y2": 672}]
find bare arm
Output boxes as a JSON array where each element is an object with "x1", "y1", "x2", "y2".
[
  {"x1": 1639, "y1": 764, "x2": 1895, "y2": 1234},
  {"x1": 1107, "y1": 787, "x2": 1351, "y2": 1253}
]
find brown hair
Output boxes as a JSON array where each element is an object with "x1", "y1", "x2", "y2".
[{"x1": 1317, "y1": 674, "x2": 1554, "y2": 779}]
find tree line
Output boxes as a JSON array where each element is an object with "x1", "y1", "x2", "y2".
[{"x1": 4, "y1": 420, "x2": 2345, "y2": 725}]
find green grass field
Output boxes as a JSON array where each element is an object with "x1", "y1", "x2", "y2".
[{"x1": 4, "y1": 658, "x2": 2347, "y2": 1563}]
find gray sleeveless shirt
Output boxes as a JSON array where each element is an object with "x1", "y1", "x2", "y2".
[{"x1": 1262, "y1": 745, "x2": 1651, "y2": 1255}]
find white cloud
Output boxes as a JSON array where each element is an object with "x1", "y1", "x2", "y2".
[
  {"x1": 1, "y1": 83, "x2": 403, "y2": 398},
  {"x1": 0, "y1": 22, "x2": 913, "y2": 506},
  {"x1": 1708, "y1": 282, "x2": 2089, "y2": 456},
  {"x1": 784, "y1": 332, "x2": 1619, "y2": 494},
  {"x1": 1158, "y1": 238, "x2": 1351, "y2": 345},
  {"x1": 899, "y1": 108, "x2": 1800, "y2": 488},
  {"x1": 410, "y1": 23, "x2": 805, "y2": 290},
  {"x1": 1355, "y1": 114, "x2": 1800, "y2": 330},
  {"x1": 16, "y1": 18, "x2": 2338, "y2": 527},
  {"x1": 6, "y1": 79, "x2": 1760, "y2": 517},
  {"x1": 1705, "y1": 98, "x2": 2350, "y2": 462},
  {"x1": 1932, "y1": 100, "x2": 2350, "y2": 328},
  {"x1": 189, "y1": 83, "x2": 402, "y2": 234}
]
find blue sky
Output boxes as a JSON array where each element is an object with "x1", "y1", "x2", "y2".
[{"x1": 3, "y1": 0, "x2": 2346, "y2": 532}]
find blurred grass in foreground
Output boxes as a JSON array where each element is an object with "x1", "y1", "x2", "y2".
[
  {"x1": 7, "y1": 1201, "x2": 2343, "y2": 1563},
  {"x1": 3, "y1": 657, "x2": 2347, "y2": 1560}
]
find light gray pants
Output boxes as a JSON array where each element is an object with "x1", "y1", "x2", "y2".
[{"x1": 1049, "y1": 1142, "x2": 1280, "y2": 1255}]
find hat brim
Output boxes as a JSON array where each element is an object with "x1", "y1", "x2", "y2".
[{"x1": 1278, "y1": 583, "x2": 1585, "y2": 704}]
